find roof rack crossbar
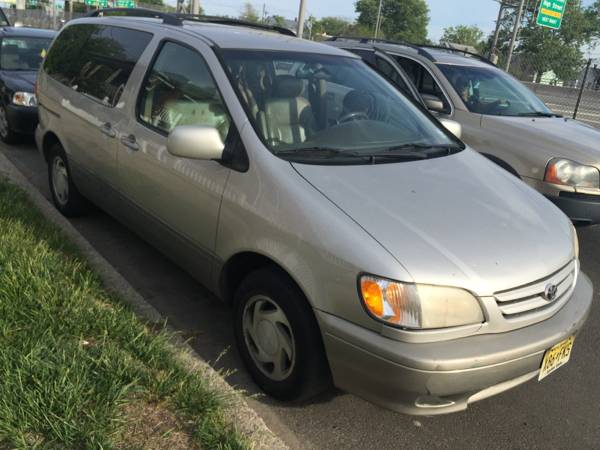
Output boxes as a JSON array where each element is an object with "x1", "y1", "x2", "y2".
[
  {"x1": 327, "y1": 36, "x2": 436, "y2": 62},
  {"x1": 174, "y1": 14, "x2": 296, "y2": 37},
  {"x1": 85, "y1": 8, "x2": 296, "y2": 36},
  {"x1": 87, "y1": 8, "x2": 183, "y2": 25}
]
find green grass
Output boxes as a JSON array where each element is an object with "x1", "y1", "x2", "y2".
[{"x1": 0, "y1": 180, "x2": 248, "y2": 450}]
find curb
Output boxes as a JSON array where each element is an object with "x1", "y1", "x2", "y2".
[{"x1": 0, "y1": 149, "x2": 289, "y2": 450}]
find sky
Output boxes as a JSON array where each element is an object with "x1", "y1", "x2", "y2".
[{"x1": 194, "y1": 0, "x2": 599, "y2": 56}]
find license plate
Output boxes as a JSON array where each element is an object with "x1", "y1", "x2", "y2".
[{"x1": 538, "y1": 336, "x2": 575, "y2": 381}]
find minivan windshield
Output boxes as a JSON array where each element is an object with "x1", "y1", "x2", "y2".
[
  {"x1": 221, "y1": 50, "x2": 461, "y2": 163},
  {"x1": 438, "y1": 64, "x2": 557, "y2": 117},
  {"x1": 0, "y1": 37, "x2": 52, "y2": 71}
]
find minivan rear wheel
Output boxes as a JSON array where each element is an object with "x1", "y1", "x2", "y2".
[
  {"x1": 233, "y1": 267, "x2": 331, "y2": 401},
  {"x1": 48, "y1": 143, "x2": 88, "y2": 217}
]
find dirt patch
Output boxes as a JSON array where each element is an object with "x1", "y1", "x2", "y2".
[{"x1": 117, "y1": 400, "x2": 197, "y2": 450}]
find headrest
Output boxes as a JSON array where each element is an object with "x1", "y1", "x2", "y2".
[
  {"x1": 274, "y1": 75, "x2": 304, "y2": 98},
  {"x1": 343, "y1": 90, "x2": 373, "y2": 113}
]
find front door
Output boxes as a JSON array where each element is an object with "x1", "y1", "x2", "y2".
[{"x1": 116, "y1": 39, "x2": 234, "y2": 286}]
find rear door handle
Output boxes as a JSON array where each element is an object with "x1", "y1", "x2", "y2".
[
  {"x1": 100, "y1": 122, "x2": 116, "y2": 138},
  {"x1": 120, "y1": 134, "x2": 139, "y2": 151}
]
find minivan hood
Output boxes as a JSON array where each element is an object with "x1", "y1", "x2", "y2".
[
  {"x1": 481, "y1": 116, "x2": 600, "y2": 167},
  {"x1": 293, "y1": 149, "x2": 574, "y2": 296}
]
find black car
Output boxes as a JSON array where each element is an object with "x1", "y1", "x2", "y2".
[{"x1": 0, "y1": 24, "x2": 54, "y2": 143}]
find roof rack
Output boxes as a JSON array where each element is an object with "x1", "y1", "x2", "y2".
[
  {"x1": 86, "y1": 8, "x2": 296, "y2": 37},
  {"x1": 327, "y1": 36, "x2": 436, "y2": 62},
  {"x1": 327, "y1": 36, "x2": 495, "y2": 66},
  {"x1": 174, "y1": 14, "x2": 296, "y2": 37},
  {"x1": 87, "y1": 8, "x2": 182, "y2": 25},
  {"x1": 419, "y1": 43, "x2": 495, "y2": 66}
]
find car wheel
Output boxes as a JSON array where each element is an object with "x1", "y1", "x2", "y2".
[
  {"x1": 234, "y1": 267, "x2": 332, "y2": 402},
  {"x1": 0, "y1": 103, "x2": 18, "y2": 144},
  {"x1": 48, "y1": 143, "x2": 88, "y2": 217}
]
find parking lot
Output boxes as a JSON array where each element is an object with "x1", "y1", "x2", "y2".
[{"x1": 2, "y1": 139, "x2": 598, "y2": 449}]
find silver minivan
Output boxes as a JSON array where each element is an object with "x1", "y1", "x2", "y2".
[{"x1": 36, "y1": 10, "x2": 592, "y2": 415}]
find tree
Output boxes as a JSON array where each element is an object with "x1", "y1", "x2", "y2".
[
  {"x1": 270, "y1": 15, "x2": 287, "y2": 28},
  {"x1": 440, "y1": 25, "x2": 484, "y2": 48},
  {"x1": 493, "y1": 0, "x2": 600, "y2": 82},
  {"x1": 312, "y1": 17, "x2": 353, "y2": 37},
  {"x1": 240, "y1": 2, "x2": 260, "y2": 23},
  {"x1": 355, "y1": 0, "x2": 429, "y2": 43}
]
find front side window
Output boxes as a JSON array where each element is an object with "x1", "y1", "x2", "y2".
[
  {"x1": 44, "y1": 24, "x2": 152, "y2": 107},
  {"x1": 0, "y1": 37, "x2": 52, "y2": 71},
  {"x1": 438, "y1": 64, "x2": 555, "y2": 117},
  {"x1": 394, "y1": 56, "x2": 451, "y2": 114},
  {"x1": 221, "y1": 50, "x2": 459, "y2": 164},
  {"x1": 138, "y1": 42, "x2": 231, "y2": 141}
]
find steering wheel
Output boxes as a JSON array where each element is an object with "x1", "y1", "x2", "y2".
[{"x1": 338, "y1": 111, "x2": 370, "y2": 124}]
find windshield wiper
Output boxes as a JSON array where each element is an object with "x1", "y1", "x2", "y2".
[
  {"x1": 516, "y1": 111, "x2": 562, "y2": 118},
  {"x1": 275, "y1": 147, "x2": 372, "y2": 161},
  {"x1": 383, "y1": 143, "x2": 462, "y2": 155}
]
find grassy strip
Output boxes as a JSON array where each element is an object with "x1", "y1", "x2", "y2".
[{"x1": 0, "y1": 180, "x2": 248, "y2": 450}]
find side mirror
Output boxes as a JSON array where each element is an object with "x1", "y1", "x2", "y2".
[
  {"x1": 438, "y1": 118, "x2": 462, "y2": 139},
  {"x1": 167, "y1": 125, "x2": 224, "y2": 160},
  {"x1": 422, "y1": 94, "x2": 445, "y2": 113}
]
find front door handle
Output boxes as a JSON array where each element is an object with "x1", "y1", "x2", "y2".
[
  {"x1": 120, "y1": 134, "x2": 139, "y2": 151},
  {"x1": 100, "y1": 122, "x2": 116, "y2": 138}
]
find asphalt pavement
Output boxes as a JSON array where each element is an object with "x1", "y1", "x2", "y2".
[{"x1": 2, "y1": 139, "x2": 599, "y2": 450}]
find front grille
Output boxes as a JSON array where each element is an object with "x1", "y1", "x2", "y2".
[{"x1": 494, "y1": 261, "x2": 576, "y2": 319}]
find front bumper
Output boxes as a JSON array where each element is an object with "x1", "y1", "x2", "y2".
[
  {"x1": 522, "y1": 176, "x2": 600, "y2": 225},
  {"x1": 317, "y1": 272, "x2": 593, "y2": 415},
  {"x1": 6, "y1": 104, "x2": 38, "y2": 135},
  {"x1": 546, "y1": 192, "x2": 600, "y2": 225}
]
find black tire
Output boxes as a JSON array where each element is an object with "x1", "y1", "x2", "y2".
[
  {"x1": 47, "y1": 143, "x2": 89, "y2": 217},
  {"x1": 0, "y1": 103, "x2": 19, "y2": 144},
  {"x1": 233, "y1": 267, "x2": 332, "y2": 402}
]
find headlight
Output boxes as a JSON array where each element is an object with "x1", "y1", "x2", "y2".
[
  {"x1": 544, "y1": 158, "x2": 600, "y2": 189},
  {"x1": 359, "y1": 275, "x2": 484, "y2": 329},
  {"x1": 12, "y1": 91, "x2": 37, "y2": 107}
]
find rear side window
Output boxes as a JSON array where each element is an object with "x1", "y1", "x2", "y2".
[{"x1": 44, "y1": 24, "x2": 152, "y2": 107}]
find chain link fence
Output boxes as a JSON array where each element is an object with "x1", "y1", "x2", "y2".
[{"x1": 508, "y1": 54, "x2": 600, "y2": 128}]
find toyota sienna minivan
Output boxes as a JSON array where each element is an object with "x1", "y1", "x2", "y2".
[{"x1": 35, "y1": 9, "x2": 592, "y2": 415}]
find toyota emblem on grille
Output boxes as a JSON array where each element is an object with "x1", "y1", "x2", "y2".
[{"x1": 544, "y1": 283, "x2": 558, "y2": 302}]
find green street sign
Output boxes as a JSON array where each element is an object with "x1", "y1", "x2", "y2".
[
  {"x1": 115, "y1": 0, "x2": 136, "y2": 7},
  {"x1": 536, "y1": 0, "x2": 568, "y2": 30},
  {"x1": 84, "y1": 0, "x2": 109, "y2": 6}
]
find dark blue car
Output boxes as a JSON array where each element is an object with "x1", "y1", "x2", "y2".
[{"x1": 0, "y1": 14, "x2": 54, "y2": 143}]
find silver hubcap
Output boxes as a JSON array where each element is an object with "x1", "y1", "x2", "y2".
[
  {"x1": 0, "y1": 107, "x2": 8, "y2": 138},
  {"x1": 243, "y1": 295, "x2": 295, "y2": 381},
  {"x1": 52, "y1": 157, "x2": 69, "y2": 206}
]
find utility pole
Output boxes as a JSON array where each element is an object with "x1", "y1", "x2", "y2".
[
  {"x1": 296, "y1": 0, "x2": 306, "y2": 38},
  {"x1": 374, "y1": 0, "x2": 383, "y2": 39},
  {"x1": 191, "y1": 0, "x2": 200, "y2": 15},
  {"x1": 505, "y1": 0, "x2": 525, "y2": 72},
  {"x1": 489, "y1": 2, "x2": 506, "y2": 63}
]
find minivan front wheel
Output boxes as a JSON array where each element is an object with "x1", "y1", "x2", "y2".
[
  {"x1": 48, "y1": 144, "x2": 88, "y2": 217},
  {"x1": 233, "y1": 268, "x2": 331, "y2": 401}
]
